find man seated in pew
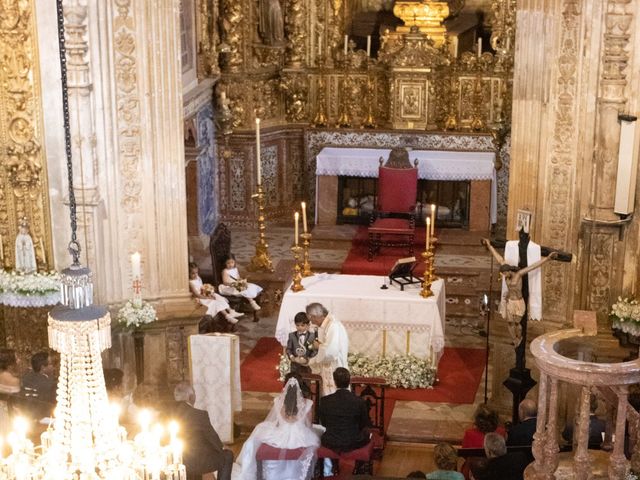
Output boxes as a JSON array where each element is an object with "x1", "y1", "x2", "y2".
[
  {"x1": 507, "y1": 399, "x2": 537, "y2": 448},
  {"x1": 471, "y1": 433, "x2": 529, "y2": 480},
  {"x1": 318, "y1": 367, "x2": 371, "y2": 453},
  {"x1": 22, "y1": 351, "x2": 57, "y2": 406},
  {"x1": 561, "y1": 393, "x2": 606, "y2": 449}
]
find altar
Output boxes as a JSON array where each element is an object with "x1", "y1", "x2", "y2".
[
  {"x1": 276, "y1": 274, "x2": 446, "y2": 363},
  {"x1": 315, "y1": 147, "x2": 496, "y2": 230}
]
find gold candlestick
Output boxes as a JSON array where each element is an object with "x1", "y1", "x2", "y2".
[
  {"x1": 290, "y1": 244, "x2": 305, "y2": 292},
  {"x1": 313, "y1": 77, "x2": 328, "y2": 128},
  {"x1": 336, "y1": 74, "x2": 352, "y2": 128},
  {"x1": 300, "y1": 232, "x2": 314, "y2": 277},
  {"x1": 362, "y1": 77, "x2": 376, "y2": 129},
  {"x1": 248, "y1": 184, "x2": 274, "y2": 273},
  {"x1": 420, "y1": 250, "x2": 434, "y2": 298}
]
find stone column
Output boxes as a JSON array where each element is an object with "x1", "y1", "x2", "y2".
[
  {"x1": 38, "y1": 0, "x2": 192, "y2": 311},
  {"x1": 573, "y1": 386, "x2": 592, "y2": 480},
  {"x1": 609, "y1": 386, "x2": 629, "y2": 479},
  {"x1": 532, "y1": 370, "x2": 549, "y2": 477}
]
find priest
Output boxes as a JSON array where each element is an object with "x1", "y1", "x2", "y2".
[{"x1": 306, "y1": 303, "x2": 349, "y2": 396}]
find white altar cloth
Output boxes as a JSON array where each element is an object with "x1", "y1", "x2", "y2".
[
  {"x1": 276, "y1": 274, "x2": 446, "y2": 362},
  {"x1": 315, "y1": 147, "x2": 497, "y2": 223},
  {"x1": 189, "y1": 333, "x2": 242, "y2": 443}
]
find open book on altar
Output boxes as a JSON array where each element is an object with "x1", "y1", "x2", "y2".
[{"x1": 388, "y1": 256, "x2": 421, "y2": 290}]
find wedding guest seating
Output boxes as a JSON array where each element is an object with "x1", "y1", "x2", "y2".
[
  {"x1": 367, "y1": 148, "x2": 418, "y2": 261},
  {"x1": 209, "y1": 223, "x2": 260, "y2": 322},
  {"x1": 255, "y1": 444, "x2": 309, "y2": 480}
]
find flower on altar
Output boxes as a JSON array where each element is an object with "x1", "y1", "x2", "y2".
[
  {"x1": 610, "y1": 296, "x2": 640, "y2": 337},
  {"x1": 347, "y1": 352, "x2": 436, "y2": 389},
  {"x1": 117, "y1": 299, "x2": 157, "y2": 329},
  {"x1": 0, "y1": 270, "x2": 60, "y2": 296},
  {"x1": 277, "y1": 353, "x2": 291, "y2": 381}
]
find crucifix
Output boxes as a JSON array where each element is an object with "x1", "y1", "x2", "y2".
[{"x1": 483, "y1": 228, "x2": 572, "y2": 423}]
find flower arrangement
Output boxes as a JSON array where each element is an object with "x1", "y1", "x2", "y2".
[
  {"x1": 0, "y1": 270, "x2": 60, "y2": 295},
  {"x1": 232, "y1": 278, "x2": 248, "y2": 293},
  {"x1": 610, "y1": 297, "x2": 640, "y2": 337},
  {"x1": 117, "y1": 299, "x2": 157, "y2": 330},
  {"x1": 626, "y1": 473, "x2": 638, "y2": 480},
  {"x1": 201, "y1": 283, "x2": 216, "y2": 297},
  {"x1": 348, "y1": 353, "x2": 436, "y2": 389},
  {"x1": 277, "y1": 353, "x2": 291, "y2": 381}
]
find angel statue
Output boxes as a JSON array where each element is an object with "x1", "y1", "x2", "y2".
[{"x1": 15, "y1": 217, "x2": 37, "y2": 274}]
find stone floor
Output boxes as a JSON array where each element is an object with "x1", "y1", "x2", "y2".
[{"x1": 203, "y1": 225, "x2": 497, "y2": 446}]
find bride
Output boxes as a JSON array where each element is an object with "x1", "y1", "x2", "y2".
[{"x1": 233, "y1": 377, "x2": 322, "y2": 480}]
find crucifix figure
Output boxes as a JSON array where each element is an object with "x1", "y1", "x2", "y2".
[{"x1": 482, "y1": 237, "x2": 557, "y2": 347}]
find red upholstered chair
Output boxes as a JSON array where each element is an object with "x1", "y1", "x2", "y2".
[{"x1": 367, "y1": 148, "x2": 418, "y2": 261}]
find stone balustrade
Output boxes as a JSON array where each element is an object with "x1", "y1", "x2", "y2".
[{"x1": 528, "y1": 328, "x2": 640, "y2": 480}]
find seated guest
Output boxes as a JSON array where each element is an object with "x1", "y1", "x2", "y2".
[
  {"x1": 461, "y1": 404, "x2": 505, "y2": 479},
  {"x1": 318, "y1": 367, "x2": 371, "y2": 453},
  {"x1": 173, "y1": 382, "x2": 233, "y2": 480},
  {"x1": 0, "y1": 348, "x2": 20, "y2": 393},
  {"x1": 426, "y1": 443, "x2": 463, "y2": 480},
  {"x1": 218, "y1": 254, "x2": 263, "y2": 311},
  {"x1": 22, "y1": 351, "x2": 57, "y2": 405},
  {"x1": 562, "y1": 394, "x2": 605, "y2": 448},
  {"x1": 472, "y1": 432, "x2": 529, "y2": 480},
  {"x1": 507, "y1": 399, "x2": 537, "y2": 447}
]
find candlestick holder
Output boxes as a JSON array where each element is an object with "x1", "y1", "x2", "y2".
[
  {"x1": 362, "y1": 77, "x2": 376, "y2": 129},
  {"x1": 300, "y1": 232, "x2": 314, "y2": 277},
  {"x1": 248, "y1": 184, "x2": 275, "y2": 273},
  {"x1": 290, "y1": 244, "x2": 305, "y2": 292},
  {"x1": 420, "y1": 250, "x2": 434, "y2": 298},
  {"x1": 336, "y1": 74, "x2": 352, "y2": 128},
  {"x1": 313, "y1": 77, "x2": 328, "y2": 127},
  {"x1": 429, "y1": 236, "x2": 439, "y2": 281}
]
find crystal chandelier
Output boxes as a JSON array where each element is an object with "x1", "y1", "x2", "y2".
[{"x1": 0, "y1": 1, "x2": 186, "y2": 478}]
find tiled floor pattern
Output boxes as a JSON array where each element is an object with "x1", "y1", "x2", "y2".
[{"x1": 206, "y1": 226, "x2": 496, "y2": 446}]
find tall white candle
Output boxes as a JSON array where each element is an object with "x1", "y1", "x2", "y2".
[
  {"x1": 131, "y1": 252, "x2": 141, "y2": 278},
  {"x1": 294, "y1": 212, "x2": 299, "y2": 246},
  {"x1": 40, "y1": 238, "x2": 46, "y2": 265},
  {"x1": 318, "y1": 35, "x2": 322, "y2": 55},
  {"x1": 425, "y1": 218, "x2": 431, "y2": 250},
  {"x1": 255, "y1": 118, "x2": 262, "y2": 185},
  {"x1": 301, "y1": 202, "x2": 308, "y2": 232},
  {"x1": 452, "y1": 36, "x2": 458, "y2": 58},
  {"x1": 430, "y1": 204, "x2": 436, "y2": 236},
  {"x1": 366, "y1": 35, "x2": 371, "y2": 57},
  {"x1": 477, "y1": 37, "x2": 482, "y2": 58},
  {"x1": 344, "y1": 35, "x2": 348, "y2": 55},
  {"x1": 0, "y1": 234, "x2": 4, "y2": 261}
]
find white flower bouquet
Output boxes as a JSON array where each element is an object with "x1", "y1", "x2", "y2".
[
  {"x1": 232, "y1": 278, "x2": 248, "y2": 292},
  {"x1": 610, "y1": 297, "x2": 640, "y2": 337},
  {"x1": 348, "y1": 352, "x2": 436, "y2": 389},
  {"x1": 117, "y1": 299, "x2": 157, "y2": 330},
  {"x1": 277, "y1": 352, "x2": 291, "y2": 381},
  {"x1": 0, "y1": 270, "x2": 61, "y2": 307}
]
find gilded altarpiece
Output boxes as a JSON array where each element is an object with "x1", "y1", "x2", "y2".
[{"x1": 0, "y1": 0, "x2": 53, "y2": 359}]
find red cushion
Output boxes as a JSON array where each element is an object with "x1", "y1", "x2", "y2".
[
  {"x1": 340, "y1": 440, "x2": 375, "y2": 461},
  {"x1": 316, "y1": 446, "x2": 341, "y2": 459},
  {"x1": 378, "y1": 166, "x2": 418, "y2": 212},
  {"x1": 255, "y1": 443, "x2": 307, "y2": 460},
  {"x1": 369, "y1": 218, "x2": 414, "y2": 234}
]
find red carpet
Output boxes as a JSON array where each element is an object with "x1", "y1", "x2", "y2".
[
  {"x1": 241, "y1": 338, "x2": 485, "y2": 405},
  {"x1": 342, "y1": 226, "x2": 428, "y2": 276}
]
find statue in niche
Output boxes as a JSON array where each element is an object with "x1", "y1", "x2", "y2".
[
  {"x1": 15, "y1": 217, "x2": 37, "y2": 274},
  {"x1": 259, "y1": 0, "x2": 285, "y2": 46}
]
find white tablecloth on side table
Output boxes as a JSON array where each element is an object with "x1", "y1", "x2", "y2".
[{"x1": 275, "y1": 274, "x2": 446, "y2": 363}]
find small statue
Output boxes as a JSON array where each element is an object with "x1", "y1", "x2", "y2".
[{"x1": 15, "y1": 217, "x2": 37, "y2": 274}]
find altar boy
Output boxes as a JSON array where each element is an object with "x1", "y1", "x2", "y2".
[{"x1": 286, "y1": 312, "x2": 317, "y2": 374}]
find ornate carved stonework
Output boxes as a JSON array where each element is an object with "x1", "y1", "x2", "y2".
[
  {"x1": 0, "y1": 0, "x2": 51, "y2": 271},
  {"x1": 284, "y1": 0, "x2": 305, "y2": 68}
]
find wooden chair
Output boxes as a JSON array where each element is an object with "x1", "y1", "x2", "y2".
[
  {"x1": 255, "y1": 444, "x2": 311, "y2": 480},
  {"x1": 300, "y1": 372, "x2": 322, "y2": 424},
  {"x1": 209, "y1": 223, "x2": 260, "y2": 322},
  {"x1": 367, "y1": 148, "x2": 419, "y2": 261},
  {"x1": 350, "y1": 376, "x2": 388, "y2": 457}
]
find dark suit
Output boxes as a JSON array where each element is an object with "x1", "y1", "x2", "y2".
[
  {"x1": 286, "y1": 330, "x2": 318, "y2": 359},
  {"x1": 319, "y1": 388, "x2": 371, "y2": 453},
  {"x1": 474, "y1": 452, "x2": 529, "y2": 480},
  {"x1": 507, "y1": 417, "x2": 537, "y2": 447},
  {"x1": 21, "y1": 371, "x2": 56, "y2": 418},
  {"x1": 173, "y1": 402, "x2": 234, "y2": 480},
  {"x1": 562, "y1": 415, "x2": 606, "y2": 448}
]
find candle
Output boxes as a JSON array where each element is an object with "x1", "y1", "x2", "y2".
[
  {"x1": 131, "y1": 252, "x2": 141, "y2": 278},
  {"x1": 0, "y1": 234, "x2": 3, "y2": 260},
  {"x1": 344, "y1": 34, "x2": 348, "y2": 55},
  {"x1": 452, "y1": 36, "x2": 458, "y2": 58},
  {"x1": 366, "y1": 35, "x2": 371, "y2": 57},
  {"x1": 294, "y1": 212, "x2": 299, "y2": 245},
  {"x1": 220, "y1": 91, "x2": 226, "y2": 100},
  {"x1": 255, "y1": 118, "x2": 262, "y2": 185},
  {"x1": 430, "y1": 204, "x2": 436, "y2": 236},
  {"x1": 301, "y1": 202, "x2": 308, "y2": 233},
  {"x1": 318, "y1": 35, "x2": 322, "y2": 55},
  {"x1": 426, "y1": 218, "x2": 431, "y2": 250},
  {"x1": 39, "y1": 238, "x2": 46, "y2": 265},
  {"x1": 477, "y1": 37, "x2": 482, "y2": 58}
]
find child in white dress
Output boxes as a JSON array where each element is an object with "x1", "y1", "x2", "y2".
[
  {"x1": 189, "y1": 263, "x2": 242, "y2": 324},
  {"x1": 218, "y1": 255, "x2": 263, "y2": 311}
]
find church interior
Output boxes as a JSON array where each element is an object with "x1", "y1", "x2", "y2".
[{"x1": 1, "y1": 0, "x2": 640, "y2": 478}]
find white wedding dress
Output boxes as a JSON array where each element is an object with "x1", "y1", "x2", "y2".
[
  {"x1": 218, "y1": 267, "x2": 263, "y2": 298},
  {"x1": 233, "y1": 379, "x2": 322, "y2": 480},
  {"x1": 188, "y1": 275, "x2": 230, "y2": 317}
]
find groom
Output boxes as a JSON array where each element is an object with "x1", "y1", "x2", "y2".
[{"x1": 306, "y1": 302, "x2": 349, "y2": 396}]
